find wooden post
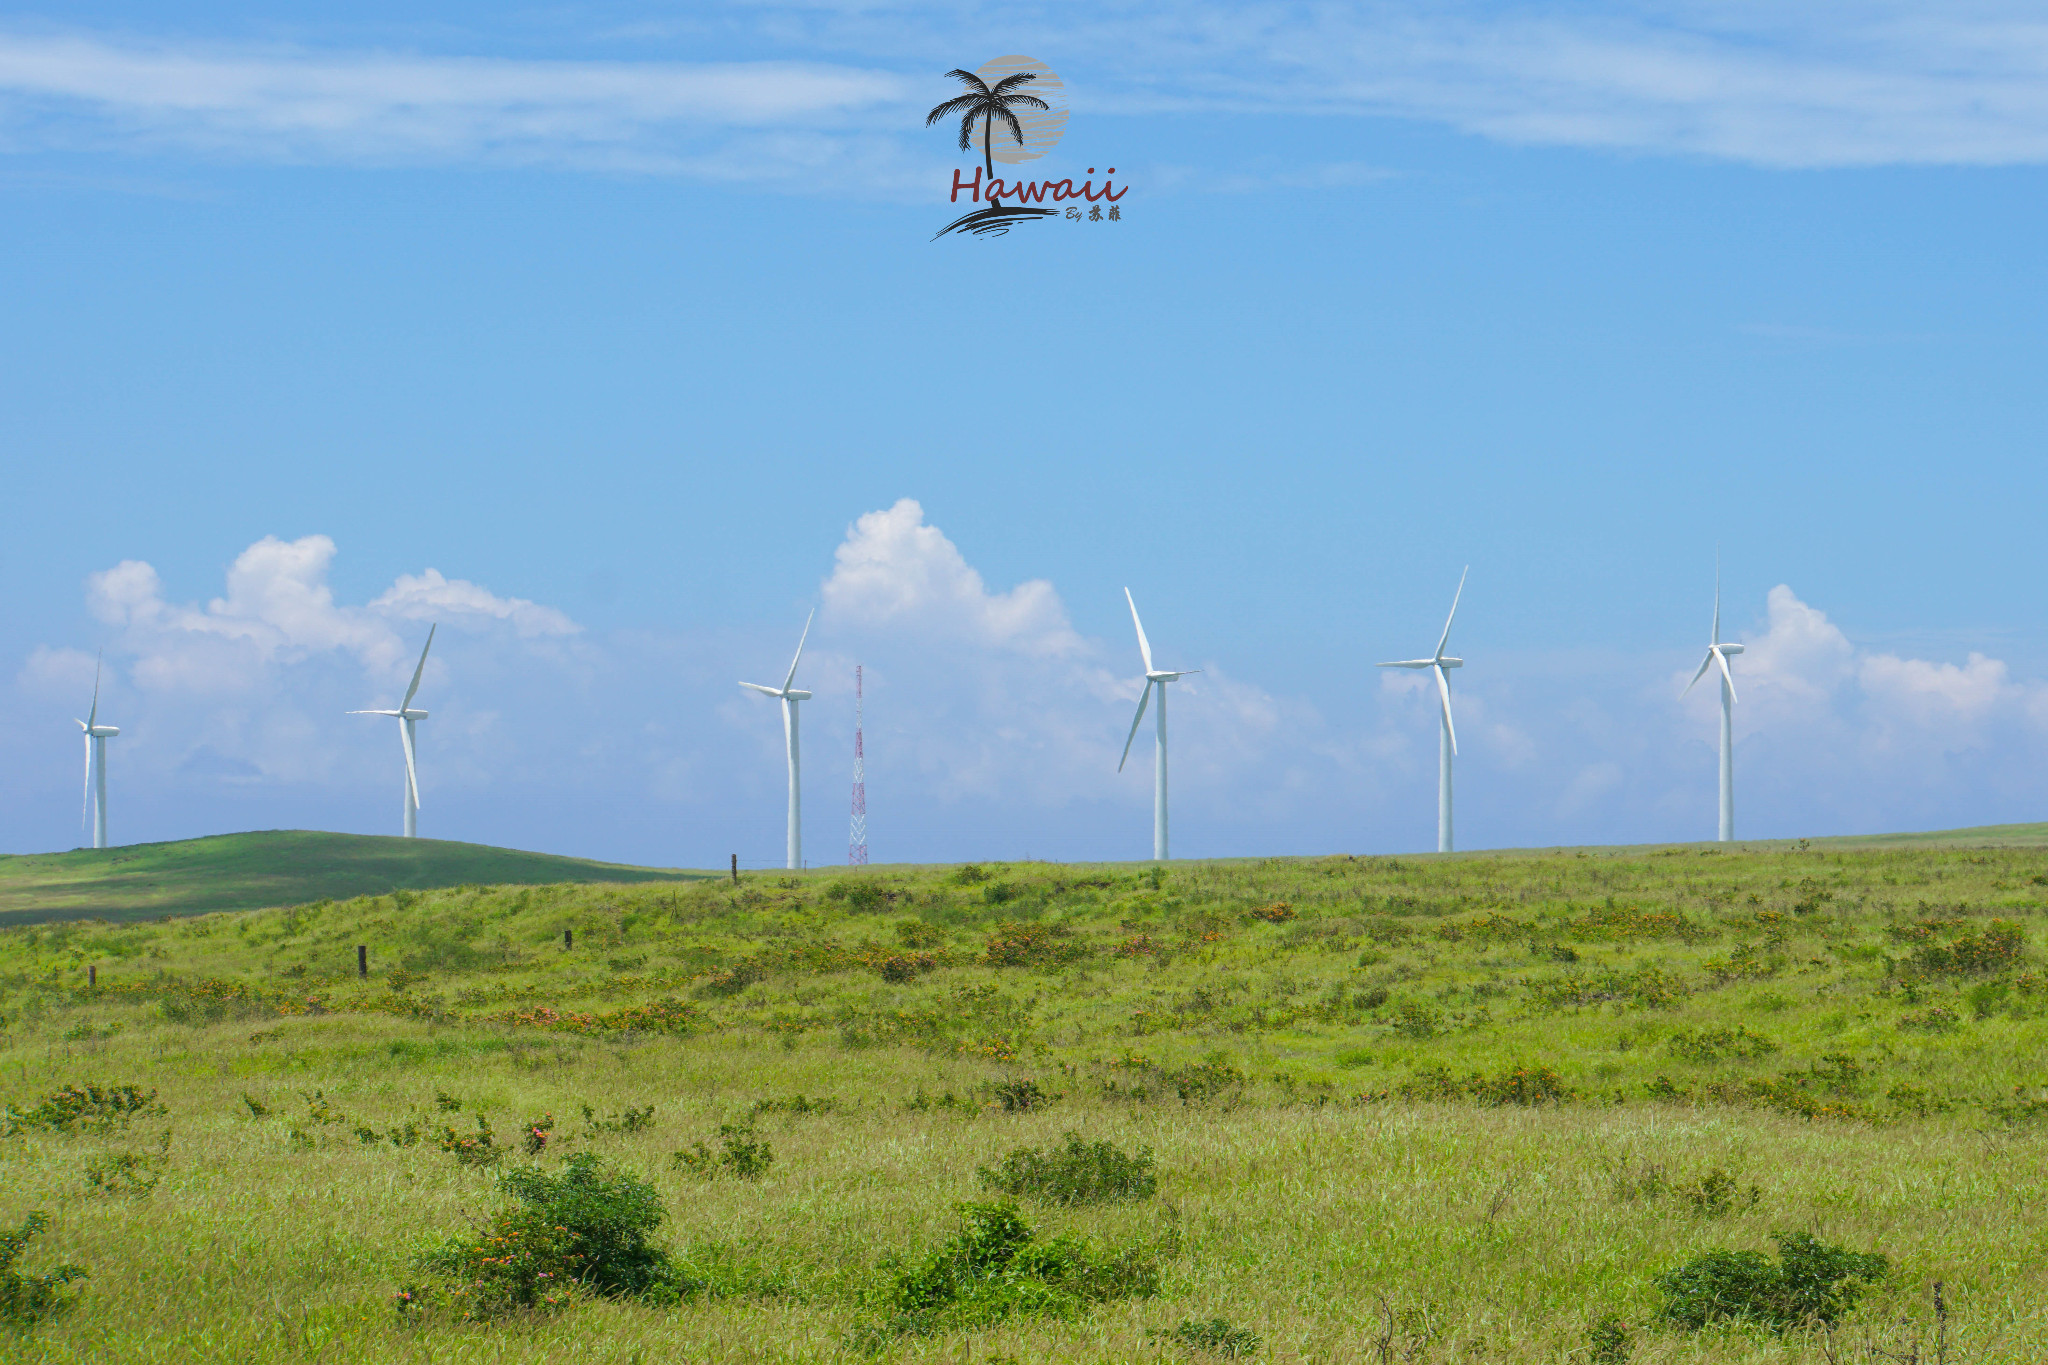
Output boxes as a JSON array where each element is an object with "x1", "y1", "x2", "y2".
[
  {"x1": 88, "y1": 965, "x2": 96, "y2": 989},
  {"x1": 731, "y1": 854, "x2": 739, "y2": 885},
  {"x1": 357, "y1": 945, "x2": 368, "y2": 978},
  {"x1": 564, "y1": 929, "x2": 573, "y2": 950}
]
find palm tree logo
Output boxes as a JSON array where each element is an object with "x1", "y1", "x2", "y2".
[{"x1": 926, "y1": 68, "x2": 1051, "y2": 178}]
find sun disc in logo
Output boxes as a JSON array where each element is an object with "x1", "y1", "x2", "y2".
[{"x1": 977, "y1": 55, "x2": 1067, "y2": 164}]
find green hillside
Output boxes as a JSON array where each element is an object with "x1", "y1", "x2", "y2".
[
  {"x1": 4, "y1": 841, "x2": 2048, "y2": 1361},
  {"x1": 0, "y1": 830, "x2": 709, "y2": 927}
]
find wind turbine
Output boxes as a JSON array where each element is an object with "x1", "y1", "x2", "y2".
[
  {"x1": 741, "y1": 611, "x2": 814, "y2": 870},
  {"x1": 1379, "y1": 568, "x2": 1468, "y2": 854},
  {"x1": 350, "y1": 625, "x2": 436, "y2": 838},
  {"x1": 77, "y1": 654, "x2": 119, "y2": 850},
  {"x1": 1117, "y1": 589, "x2": 1199, "y2": 861},
  {"x1": 1683, "y1": 563, "x2": 1745, "y2": 842}
]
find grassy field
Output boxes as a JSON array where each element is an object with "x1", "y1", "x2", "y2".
[
  {"x1": 6, "y1": 841, "x2": 2048, "y2": 1361},
  {"x1": 0, "y1": 830, "x2": 709, "y2": 927}
]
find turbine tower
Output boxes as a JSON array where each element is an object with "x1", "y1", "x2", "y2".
[
  {"x1": 1683, "y1": 563, "x2": 1746, "y2": 842},
  {"x1": 849, "y1": 663, "x2": 868, "y2": 867},
  {"x1": 741, "y1": 611, "x2": 814, "y2": 870},
  {"x1": 1379, "y1": 568, "x2": 1468, "y2": 854},
  {"x1": 77, "y1": 654, "x2": 120, "y2": 850},
  {"x1": 350, "y1": 625, "x2": 436, "y2": 838},
  {"x1": 1117, "y1": 589, "x2": 1199, "y2": 861}
]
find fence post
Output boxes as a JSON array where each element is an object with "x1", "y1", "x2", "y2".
[
  {"x1": 564, "y1": 929, "x2": 573, "y2": 950},
  {"x1": 731, "y1": 854, "x2": 739, "y2": 885},
  {"x1": 88, "y1": 964, "x2": 96, "y2": 989},
  {"x1": 357, "y1": 945, "x2": 368, "y2": 978}
]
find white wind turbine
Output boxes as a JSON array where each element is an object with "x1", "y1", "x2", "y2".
[
  {"x1": 1379, "y1": 568, "x2": 1468, "y2": 854},
  {"x1": 741, "y1": 611, "x2": 814, "y2": 870},
  {"x1": 350, "y1": 625, "x2": 436, "y2": 838},
  {"x1": 1117, "y1": 589, "x2": 1199, "y2": 861},
  {"x1": 1683, "y1": 563, "x2": 1745, "y2": 842},
  {"x1": 77, "y1": 654, "x2": 120, "y2": 850}
]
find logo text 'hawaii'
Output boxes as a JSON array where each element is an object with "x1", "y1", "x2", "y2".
[{"x1": 926, "y1": 57, "x2": 1124, "y2": 239}]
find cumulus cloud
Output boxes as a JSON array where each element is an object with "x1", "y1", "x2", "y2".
[
  {"x1": 372, "y1": 568, "x2": 579, "y2": 638},
  {"x1": 74, "y1": 533, "x2": 576, "y2": 694},
  {"x1": 822, "y1": 499, "x2": 1084, "y2": 657}
]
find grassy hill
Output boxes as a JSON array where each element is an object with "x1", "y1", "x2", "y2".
[
  {"x1": 0, "y1": 830, "x2": 709, "y2": 927},
  {"x1": 5, "y1": 842, "x2": 2048, "y2": 1361}
]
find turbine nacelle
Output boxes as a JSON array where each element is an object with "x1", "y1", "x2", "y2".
[{"x1": 77, "y1": 722, "x2": 120, "y2": 737}]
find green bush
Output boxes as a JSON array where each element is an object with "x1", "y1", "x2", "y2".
[
  {"x1": 0, "y1": 1213, "x2": 87, "y2": 1328},
  {"x1": 978, "y1": 1133, "x2": 1158, "y2": 1205},
  {"x1": 874, "y1": 1200, "x2": 1158, "y2": 1334},
  {"x1": 1168, "y1": 1315, "x2": 1260, "y2": 1356},
  {"x1": 410, "y1": 1154, "x2": 675, "y2": 1318},
  {"x1": 672, "y1": 1124, "x2": 774, "y2": 1179},
  {"x1": 1587, "y1": 1314, "x2": 1631, "y2": 1363},
  {"x1": 1655, "y1": 1231, "x2": 1886, "y2": 1331},
  {"x1": 3, "y1": 1084, "x2": 163, "y2": 1136}
]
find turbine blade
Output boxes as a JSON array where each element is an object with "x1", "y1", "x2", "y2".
[
  {"x1": 1714, "y1": 645, "x2": 1738, "y2": 705},
  {"x1": 781, "y1": 609, "x2": 814, "y2": 693},
  {"x1": 1712, "y1": 548, "x2": 1722, "y2": 644},
  {"x1": 1434, "y1": 662, "x2": 1458, "y2": 755},
  {"x1": 739, "y1": 682, "x2": 783, "y2": 697},
  {"x1": 348, "y1": 709, "x2": 404, "y2": 716},
  {"x1": 1117, "y1": 680, "x2": 1153, "y2": 773},
  {"x1": 400, "y1": 719, "x2": 421, "y2": 810},
  {"x1": 87, "y1": 651, "x2": 101, "y2": 729},
  {"x1": 1681, "y1": 651, "x2": 1713, "y2": 697},
  {"x1": 1125, "y1": 588, "x2": 1155, "y2": 674},
  {"x1": 1377, "y1": 659, "x2": 1435, "y2": 669},
  {"x1": 1435, "y1": 566, "x2": 1468, "y2": 660},
  {"x1": 400, "y1": 625, "x2": 436, "y2": 712}
]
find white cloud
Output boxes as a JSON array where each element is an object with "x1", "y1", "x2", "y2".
[
  {"x1": 9, "y1": 6, "x2": 2048, "y2": 182},
  {"x1": 822, "y1": 498, "x2": 1084, "y2": 657},
  {"x1": 0, "y1": 33, "x2": 908, "y2": 173},
  {"x1": 372, "y1": 568, "x2": 579, "y2": 639},
  {"x1": 75, "y1": 533, "x2": 577, "y2": 694}
]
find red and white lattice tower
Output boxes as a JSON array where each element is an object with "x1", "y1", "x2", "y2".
[{"x1": 848, "y1": 664, "x2": 868, "y2": 865}]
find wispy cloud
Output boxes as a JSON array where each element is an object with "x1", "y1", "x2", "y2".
[{"x1": 5, "y1": 6, "x2": 2048, "y2": 183}]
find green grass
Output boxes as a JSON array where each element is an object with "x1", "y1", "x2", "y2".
[
  {"x1": 0, "y1": 830, "x2": 710, "y2": 927},
  {"x1": 6, "y1": 842, "x2": 2048, "y2": 1360}
]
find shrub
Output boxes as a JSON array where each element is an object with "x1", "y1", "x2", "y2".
[
  {"x1": 1680, "y1": 1168, "x2": 1759, "y2": 1217},
  {"x1": 1899, "y1": 1006, "x2": 1960, "y2": 1032},
  {"x1": 874, "y1": 1200, "x2": 1158, "y2": 1335},
  {"x1": 1655, "y1": 1232, "x2": 1886, "y2": 1331},
  {"x1": 978, "y1": 1133, "x2": 1158, "y2": 1205},
  {"x1": 409, "y1": 1154, "x2": 675, "y2": 1318},
  {"x1": 1668, "y1": 1026, "x2": 1779, "y2": 1062},
  {"x1": 3, "y1": 1084, "x2": 163, "y2": 1136},
  {"x1": 1911, "y1": 921, "x2": 2024, "y2": 975},
  {"x1": 1388, "y1": 1001, "x2": 1441, "y2": 1039},
  {"x1": 1248, "y1": 903, "x2": 1294, "y2": 924},
  {"x1": 1169, "y1": 1316, "x2": 1261, "y2": 1356},
  {"x1": 579, "y1": 1103, "x2": 655, "y2": 1136},
  {"x1": 1398, "y1": 1064, "x2": 1572, "y2": 1106},
  {"x1": 1166, "y1": 1058, "x2": 1245, "y2": 1104},
  {"x1": 672, "y1": 1124, "x2": 774, "y2": 1179},
  {"x1": 983, "y1": 922, "x2": 1087, "y2": 968},
  {"x1": 1587, "y1": 1314, "x2": 1631, "y2": 1363},
  {"x1": 825, "y1": 880, "x2": 887, "y2": 911},
  {"x1": 895, "y1": 920, "x2": 946, "y2": 949},
  {"x1": 951, "y1": 864, "x2": 990, "y2": 885},
  {"x1": 989, "y1": 1078, "x2": 1051, "y2": 1113},
  {"x1": 83, "y1": 1139, "x2": 170, "y2": 1198},
  {"x1": 751, "y1": 1094, "x2": 840, "y2": 1119},
  {"x1": 436, "y1": 1114, "x2": 500, "y2": 1167},
  {"x1": 0, "y1": 1213, "x2": 87, "y2": 1328}
]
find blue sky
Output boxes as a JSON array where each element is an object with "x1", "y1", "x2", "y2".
[{"x1": 5, "y1": 2, "x2": 2048, "y2": 866}]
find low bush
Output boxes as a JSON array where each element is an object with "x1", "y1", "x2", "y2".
[
  {"x1": 83, "y1": 1136, "x2": 170, "y2": 1197},
  {"x1": 408, "y1": 1154, "x2": 676, "y2": 1318},
  {"x1": 870, "y1": 1200, "x2": 1158, "y2": 1336},
  {"x1": 1168, "y1": 1315, "x2": 1260, "y2": 1356},
  {"x1": 1655, "y1": 1231, "x2": 1886, "y2": 1331},
  {"x1": 672, "y1": 1124, "x2": 774, "y2": 1179},
  {"x1": 1587, "y1": 1314, "x2": 1631, "y2": 1363},
  {"x1": 1910, "y1": 921, "x2": 2024, "y2": 976},
  {"x1": 1667, "y1": 1026, "x2": 1779, "y2": 1062},
  {"x1": 989, "y1": 1078, "x2": 1051, "y2": 1113},
  {"x1": 1398, "y1": 1064, "x2": 1571, "y2": 1106},
  {"x1": 0, "y1": 1212, "x2": 87, "y2": 1328},
  {"x1": 978, "y1": 1132, "x2": 1158, "y2": 1205},
  {"x1": 3, "y1": 1084, "x2": 163, "y2": 1136}
]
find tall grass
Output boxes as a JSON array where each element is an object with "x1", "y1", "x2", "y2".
[{"x1": 3, "y1": 845, "x2": 2048, "y2": 1359}]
